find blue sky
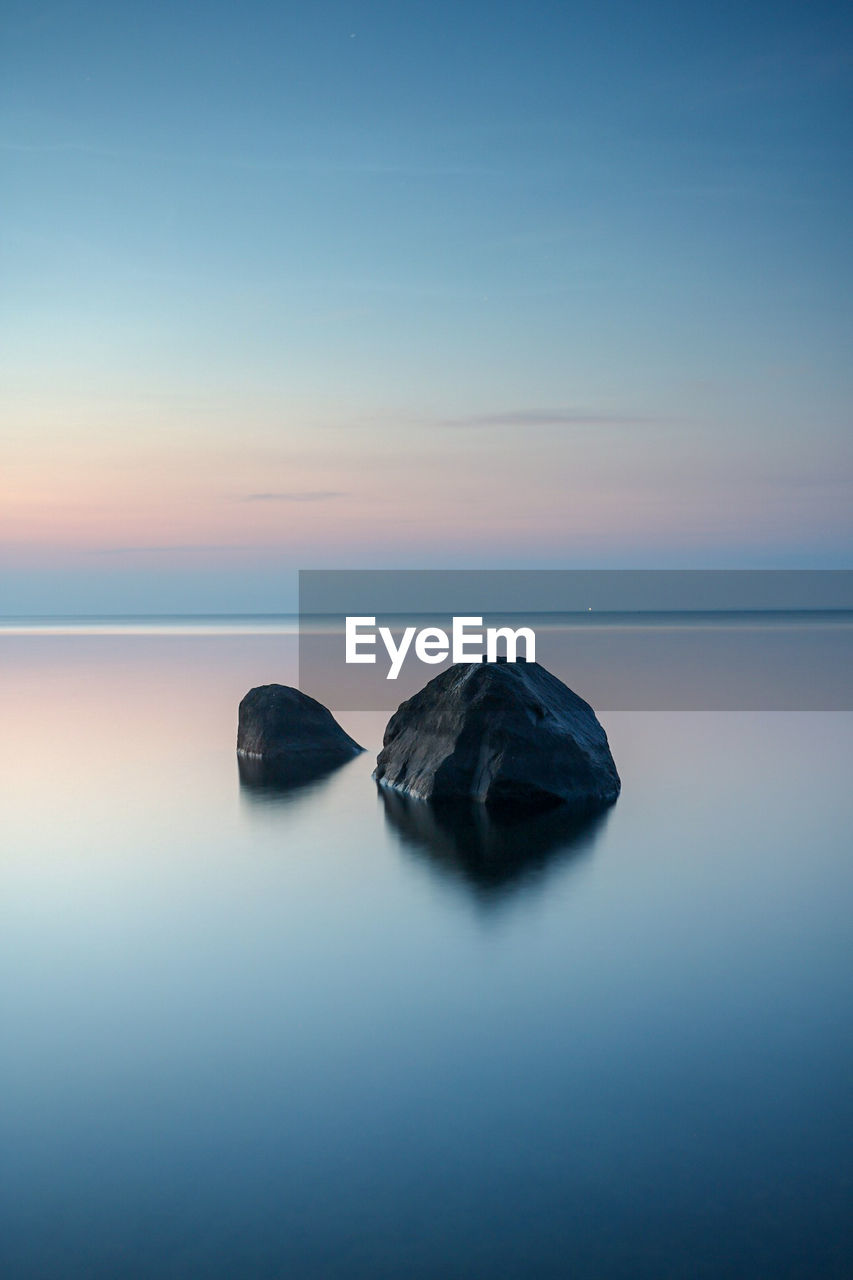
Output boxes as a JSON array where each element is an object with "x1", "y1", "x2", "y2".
[{"x1": 2, "y1": 0, "x2": 852, "y2": 612}]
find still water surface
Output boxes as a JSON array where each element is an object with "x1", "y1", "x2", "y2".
[{"x1": 1, "y1": 627, "x2": 852, "y2": 1278}]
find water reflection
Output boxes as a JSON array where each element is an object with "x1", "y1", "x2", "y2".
[
  {"x1": 4, "y1": 634, "x2": 853, "y2": 1278},
  {"x1": 237, "y1": 752, "x2": 350, "y2": 808},
  {"x1": 379, "y1": 786, "x2": 610, "y2": 899}
]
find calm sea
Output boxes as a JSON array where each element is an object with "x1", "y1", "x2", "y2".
[{"x1": 1, "y1": 617, "x2": 852, "y2": 1278}]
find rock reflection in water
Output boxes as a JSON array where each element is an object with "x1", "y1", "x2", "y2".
[
  {"x1": 379, "y1": 786, "x2": 609, "y2": 898},
  {"x1": 237, "y1": 752, "x2": 349, "y2": 807}
]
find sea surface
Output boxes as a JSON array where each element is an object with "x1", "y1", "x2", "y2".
[{"x1": 2, "y1": 618, "x2": 852, "y2": 1278}]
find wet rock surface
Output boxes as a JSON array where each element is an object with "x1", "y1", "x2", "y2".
[
  {"x1": 374, "y1": 660, "x2": 620, "y2": 812},
  {"x1": 237, "y1": 684, "x2": 363, "y2": 773}
]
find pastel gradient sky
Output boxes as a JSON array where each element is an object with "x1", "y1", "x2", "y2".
[{"x1": 2, "y1": 0, "x2": 852, "y2": 613}]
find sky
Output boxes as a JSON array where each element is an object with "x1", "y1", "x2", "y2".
[{"x1": 2, "y1": 0, "x2": 852, "y2": 613}]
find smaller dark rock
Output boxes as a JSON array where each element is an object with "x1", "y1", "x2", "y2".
[{"x1": 237, "y1": 685, "x2": 363, "y2": 770}]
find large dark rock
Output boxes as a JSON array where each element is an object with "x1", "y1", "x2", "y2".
[
  {"x1": 373, "y1": 660, "x2": 620, "y2": 812},
  {"x1": 237, "y1": 685, "x2": 363, "y2": 773}
]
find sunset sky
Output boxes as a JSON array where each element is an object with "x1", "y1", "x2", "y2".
[{"x1": 2, "y1": 0, "x2": 852, "y2": 613}]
